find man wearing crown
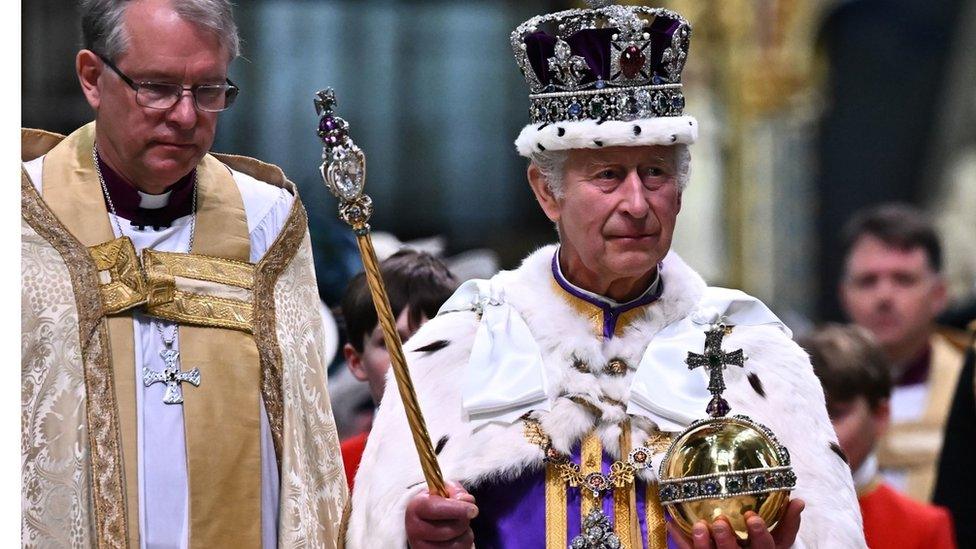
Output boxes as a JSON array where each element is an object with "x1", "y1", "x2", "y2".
[
  {"x1": 21, "y1": 1, "x2": 345, "y2": 547},
  {"x1": 346, "y1": 3, "x2": 864, "y2": 548}
]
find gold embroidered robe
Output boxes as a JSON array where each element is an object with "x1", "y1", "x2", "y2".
[{"x1": 21, "y1": 125, "x2": 347, "y2": 548}]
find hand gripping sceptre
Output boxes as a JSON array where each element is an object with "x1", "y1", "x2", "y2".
[{"x1": 314, "y1": 88, "x2": 447, "y2": 497}]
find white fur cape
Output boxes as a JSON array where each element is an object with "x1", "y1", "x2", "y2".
[{"x1": 347, "y1": 245, "x2": 864, "y2": 548}]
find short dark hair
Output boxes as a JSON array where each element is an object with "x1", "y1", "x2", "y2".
[
  {"x1": 340, "y1": 249, "x2": 458, "y2": 352},
  {"x1": 841, "y1": 203, "x2": 942, "y2": 272},
  {"x1": 798, "y1": 323, "x2": 891, "y2": 410}
]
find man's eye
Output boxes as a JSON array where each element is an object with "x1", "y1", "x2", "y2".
[
  {"x1": 140, "y1": 83, "x2": 178, "y2": 98},
  {"x1": 853, "y1": 275, "x2": 876, "y2": 289},
  {"x1": 893, "y1": 273, "x2": 919, "y2": 286},
  {"x1": 828, "y1": 405, "x2": 850, "y2": 421},
  {"x1": 597, "y1": 169, "x2": 617, "y2": 180}
]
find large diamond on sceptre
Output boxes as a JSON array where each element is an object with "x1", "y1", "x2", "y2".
[
  {"x1": 657, "y1": 325, "x2": 796, "y2": 540},
  {"x1": 315, "y1": 88, "x2": 447, "y2": 497}
]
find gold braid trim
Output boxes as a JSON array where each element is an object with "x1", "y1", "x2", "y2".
[
  {"x1": 252, "y1": 197, "x2": 309, "y2": 465},
  {"x1": 614, "y1": 423, "x2": 639, "y2": 549},
  {"x1": 646, "y1": 482, "x2": 667, "y2": 549},
  {"x1": 580, "y1": 431, "x2": 602, "y2": 519},
  {"x1": 545, "y1": 463, "x2": 568, "y2": 549},
  {"x1": 22, "y1": 175, "x2": 130, "y2": 548}
]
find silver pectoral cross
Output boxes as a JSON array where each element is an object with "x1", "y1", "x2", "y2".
[{"x1": 143, "y1": 346, "x2": 201, "y2": 404}]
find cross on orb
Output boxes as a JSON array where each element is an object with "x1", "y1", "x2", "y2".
[{"x1": 685, "y1": 325, "x2": 745, "y2": 417}]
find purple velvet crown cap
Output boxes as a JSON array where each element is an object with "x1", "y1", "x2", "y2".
[{"x1": 522, "y1": 15, "x2": 685, "y2": 91}]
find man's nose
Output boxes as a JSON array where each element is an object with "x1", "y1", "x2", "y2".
[
  {"x1": 870, "y1": 277, "x2": 898, "y2": 305},
  {"x1": 166, "y1": 91, "x2": 198, "y2": 129},
  {"x1": 618, "y1": 170, "x2": 649, "y2": 218}
]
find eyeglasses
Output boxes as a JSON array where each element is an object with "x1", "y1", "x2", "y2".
[{"x1": 97, "y1": 53, "x2": 239, "y2": 113}]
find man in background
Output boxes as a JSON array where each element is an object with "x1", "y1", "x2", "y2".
[
  {"x1": 839, "y1": 203, "x2": 965, "y2": 501},
  {"x1": 339, "y1": 249, "x2": 458, "y2": 489},
  {"x1": 801, "y1": 324, "x2": 956, "y2": 548}
]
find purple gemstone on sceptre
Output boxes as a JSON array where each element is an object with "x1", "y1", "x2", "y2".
[
  {"x1": 323, "y1": 134, "x2": 341, "y2": 146},
  {"x1": 319, "y1": 116, "x2": 339, "y2": 134}
]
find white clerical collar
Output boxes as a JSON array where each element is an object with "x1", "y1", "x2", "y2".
[
  {"x1": 138, "y1": 190, "x2": 172, "y2": 209},
  {"x1": 852, "y1": 452, "x2": 879, "y2": 491},
  {"x1": 553, "y1": 246, "x2": 661, "y2": 309}
]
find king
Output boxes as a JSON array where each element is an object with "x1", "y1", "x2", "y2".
[{"x1": 347, "y1": 2, "x2": 865, "y2": 548}]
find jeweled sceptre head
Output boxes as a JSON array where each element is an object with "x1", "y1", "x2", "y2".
[{"x1": 315, "y1": 88, "x2": 371, "y2": 231}]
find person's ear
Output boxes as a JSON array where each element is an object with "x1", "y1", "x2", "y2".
[
  {"x1": 838, "y1": 277, "x2": 853, "y2": 317},
  {"x1": 344, "y1": 343, "x2": 369, "y2": 383},
  {"x1": 873, "y1": 398, "x2": 891, "y2": 436},
  {"x1": 527, "y1": 164, "x2": 561, "y2": 223},
  {"x1": 930, "y1": 275, "x2": 949, "y2": 316},
  {"x1": 77, "y1": 49, "x2": 104, "y2": 111}
]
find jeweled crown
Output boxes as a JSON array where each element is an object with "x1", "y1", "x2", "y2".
[{"x1": 511, "y1": 1, "x2": 691, "y2": 125}]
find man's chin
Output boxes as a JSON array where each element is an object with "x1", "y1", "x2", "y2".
[
  {"x1": 866, "y1": 325, "x2": 906, "y2": 347},
  {"x1": 145, "y1": 152, "x2": 202, "y2": 182},
  {"x1": 605, "y1": 252, "x2": 663, "y2": 280}
]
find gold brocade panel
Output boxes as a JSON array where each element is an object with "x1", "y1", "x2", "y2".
[
  {"x1": 89, "y1": 237, "x2": 147, "y2": 314},
  {"x1": 143, "y1": 249, "x2": 255, "y2": 333}
]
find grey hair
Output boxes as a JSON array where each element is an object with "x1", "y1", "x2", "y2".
[
  {"x1": 81, "y1": 0, "x2": 241, "y2": 60},
  {"x1": 530, "y1": 144, "x2": 691, "y2": 198}
]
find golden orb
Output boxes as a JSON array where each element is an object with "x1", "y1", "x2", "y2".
[{"x1": 658, "y1": 414, "x2": 795, "y2": 541}]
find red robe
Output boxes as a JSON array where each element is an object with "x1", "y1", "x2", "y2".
[
  {"x1": 860, "y1": 482, "x2": 956, "y2": 549},
  {"x1": 340, "y1": 432, "x2": 369, "y2": 491}
]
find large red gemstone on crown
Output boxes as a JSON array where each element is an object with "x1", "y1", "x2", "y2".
[{"x1": 620, "y1": 45, "x2": 645, "y2": 79}]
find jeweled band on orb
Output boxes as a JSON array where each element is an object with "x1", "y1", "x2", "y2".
[{"x1": 658, "y1": 465, "x2": 797, "y2": 505}]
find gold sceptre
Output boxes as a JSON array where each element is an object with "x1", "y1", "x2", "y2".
[{"x1": 314, "y1": 88, "x2": 447, "y2": 497}]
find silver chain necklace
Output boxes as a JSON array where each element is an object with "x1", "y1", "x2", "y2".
[{"x1": 93, "y1": 144, "x2": 203, "y2": 404}]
